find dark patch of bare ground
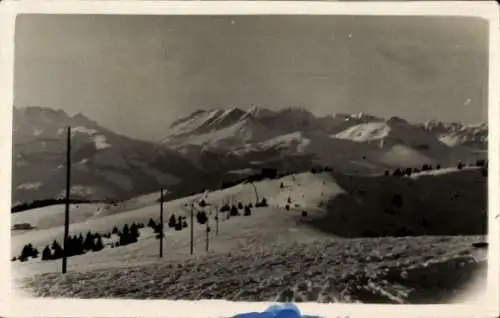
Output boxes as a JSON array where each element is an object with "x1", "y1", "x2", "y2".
[
  {"x1": 310, "y1": 169, "x2": 487, "y2": 237},
  {"x1": 19, "y1": 236, "x2": 487, "y2": 303}
]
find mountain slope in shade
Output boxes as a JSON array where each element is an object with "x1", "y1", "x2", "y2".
[
  {"x1": 160, "y1": 106, "x2": 487, "y2": 173},
  {"x1": 12, "y1": 107, "x2": 203, "y2": 205}
]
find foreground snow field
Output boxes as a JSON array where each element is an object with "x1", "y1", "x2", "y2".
[
  {"x1": 11, "y1": 170, "x2": 488, "y2": 303},
  {"x1": 15, "y1": 236, "x2": 487, "y2": 304}
]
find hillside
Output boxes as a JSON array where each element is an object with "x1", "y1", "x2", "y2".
[
  {"x1": 12, "y1": 106, "x2": 487, "y2": 205},
  {"x1": 310, "y1": 168, "x2": 487, "y2": 237},
  {"x1": 12, "y1": 107, "x2": 203, "y2": 205},
  {"x1": 11, "y1": 169, "x2": 488, "y2": 303},
  {"x1": 11, "y1": 168, "x2": 487, "y2": 258}
]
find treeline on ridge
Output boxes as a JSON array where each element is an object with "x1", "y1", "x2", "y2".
[{"x1": 11, "y1": 198, "x2": 106, "y2": 213}]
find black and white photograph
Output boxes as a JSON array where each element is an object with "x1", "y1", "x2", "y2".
[{"x1": 2, "y1": 2, "x2": 499, "y2": 316}]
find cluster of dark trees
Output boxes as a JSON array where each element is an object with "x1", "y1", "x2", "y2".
[
  {"x1": 110, "y1": 222, "x2": 144, "y2": 246},
  {"x1": 228, "y1": 204, "x2": 252, "y2": 217},
  {"x1": 41, "y1": 240, "x2": 64, "y2": 260},
  {"x1": 310, "y1": 166, "x2": 333, "y2": 174},
  {"x1": 65, "y1": 232, "x2": 104, "y2": 257},
  {"x1": 219, "y1": 201, "x2": 255, "y2": 219},
  {"x1": 475, "y1": 160, "x2": 488, "y2": 177},
  {"x1": 13, "y1": 243, "x2": 39, "y2": 262},
  {"x1": 148, "y1": 216, "x2": 188, "y2": 238},
  {"x1": 41, "y1": 230, "x2": 108, "y2": 261},
  {"x1": 196, "y1": 211, "x2": 209, "y2": 224},
  {"x1": 14, "y1": 229, "x2": 110, "y2": 263},
  {"x1": 167, "y1": 214, "x2": 189, "y2": 230},
  {"x1": 387, "y1": 164, "x2": 439, "y2": 177},
  {"x1": 475, "y1": 159, "x2": 487, "y2": 167},
  {"x1": 385, "y1": 159, "x2": 488, "y2": 178},
  {"x1": 119, "y1": 224, "x2": 141, "y2": 246}
]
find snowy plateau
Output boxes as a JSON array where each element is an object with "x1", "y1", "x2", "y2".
[{"x1": 11, "y1": 106, "x2": 488, "y2": 304}]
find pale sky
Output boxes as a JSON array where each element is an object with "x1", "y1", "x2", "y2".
[{"x1": 14, "y1": 14, "x2": 489, "y2": 141}]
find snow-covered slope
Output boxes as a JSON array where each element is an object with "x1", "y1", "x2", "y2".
[
  {"x1": 332, "y1": 117, "x2": 466, "y2": 167},
  {"x1": 11, "y1": 168, "x2": 487, "y2": 259},
  {"x1": 12, "y1": 107, "x2": 203, "y2": 205},
  {"x1": 12, "y1": 169, "x2": 487, "y2": 303},
  {"x1": 422, "y1": 120, "x2": 487, "y2": 149}
]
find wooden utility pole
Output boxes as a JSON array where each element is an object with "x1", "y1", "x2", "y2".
[
  {"x1": 205, "y1": 217, "x2": 210, "y2": 252},
  {"x1": 62, "y1": 126, "x2": 71, "y2": 274},
  {"x1": 159, "y1": 188, "x2": 164, "y2": 258},
  {"x1": 215, "y1": 206, "x2": 219, "y2": 236},
  {"x1": 190, "y1": 203, "x2": 194, "y2": 255}
]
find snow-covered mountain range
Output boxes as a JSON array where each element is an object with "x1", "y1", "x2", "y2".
[
  {"x1": 12, "y1": 106, "x2": 487, "y2": 205},
  {"x1": 160, "y1": 106, "x2": 487, "y2": 172}
]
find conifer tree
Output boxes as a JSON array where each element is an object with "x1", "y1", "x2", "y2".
[
  {"x1": 168, "y1": 214, "x2": 177, "y2": 228},
  {"x1": 19, "y1": 244, "x2": 31, "y2": 261},
  {"x1": 120, "y1": 224, "x2": 131, "y2": 246},
  {"x1": 66, "y1": 236, "x2": 75, "y2": 257},
  {"x1": 175, "y1": 221, "x2": 183, "y2": 231},
  {"x1": 230, "y1": 205, "x2": 239, "y2": 216},
  {"x1": 148, "y1": 218, "x2": 156, "y2": 229},
  {"x1": 244, "y1": 205, "x2": 251, "y2": 216},
  {"x1": 84, "y1": 231, "x2": 95, "y2": 251},
  {"x1": 94, "y1": 234, "x2": 104, "y2": 251},
  {"x1": 130, "y1": 223, "x2": 140, "y2": 242},
  {"x1": 51, "y1": 240, "x2": 64, "y2": 259},
  {"x1": 41, "y1": 245, "x2": 52, "y2": 260},
  {"x1": 77, "y1": 234, "x2": 85, "y2": 254}
]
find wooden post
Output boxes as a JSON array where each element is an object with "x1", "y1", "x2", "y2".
[
  {"x1": 62, "y1": 126, "x2": 71, "y2": 274},
  {"x1": 205, "y1": 217, "x2": 209, "y2": 252},
  {"x1": 215, "y1": 206, "x2": 219, "y2": 236},
  {"x1": 190, "y1": 204, "x2": 194, "y2": 255},
  {"x1": 159, "y1": 188, "x2": 164, "y2": 258}
]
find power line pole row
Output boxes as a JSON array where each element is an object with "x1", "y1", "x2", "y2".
[{"x1": 61, "y1": 125, "x2": 217, "y2": 271}]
